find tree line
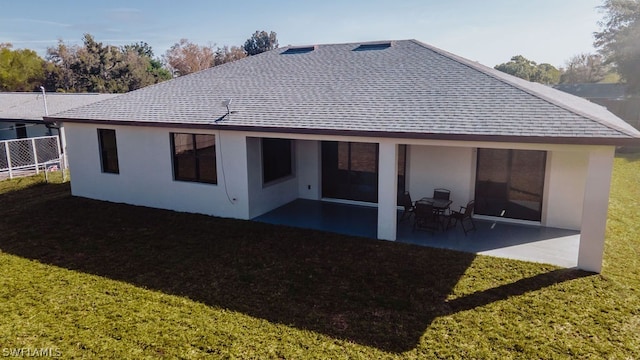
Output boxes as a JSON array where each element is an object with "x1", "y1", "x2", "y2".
[
  {"x1": 2, "y1": 1, "x2": 639, "y2": 94},
  {"x1": 494, "y1": 53, "x2": 611, "y2": 85},
  {"x1": 0, "y1": 30, "x2": 278, "y2": 93},
  {"x1": 494, "y1": 0, "x2": 640, "y2": 94}
]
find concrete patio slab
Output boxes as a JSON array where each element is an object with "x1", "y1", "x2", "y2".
[{"x1": 253, "y1": 199, "x2": 580, "y2": 268}]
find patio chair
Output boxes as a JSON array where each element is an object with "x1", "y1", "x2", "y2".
[
  {"x1": 433, "y1": 188, "x2": 451, "y2": 215},
  {"x1": 447, "y1": 200, "x2": 476, "y2": 235},
  {"x1": 413, "y1": 202, "x2": 442, "y2": 232},
  {"x1": 433, "y1": 188, "x2": 451, "y2": 200},
  {"x1": 398, "y1": 191, "x2": 415, "y2": 222}
]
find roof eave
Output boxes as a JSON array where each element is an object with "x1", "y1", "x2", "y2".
[{"x1": 46, "y1": 116, "x2": 640, "y2": 147}]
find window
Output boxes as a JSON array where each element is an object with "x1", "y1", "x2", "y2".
[
  {"x1": 282, "y1": 46, "x2": 315, "y2": 54},
  {"x1": 397, "y1": 144, "x2": 407, "y2": 197},
  {"x1": 475, "y1": 148, "x2": 546, "y2": 221},
  {"x1": 15, "y1": 124, "x2": 27, "y2": 139},
  {"x1": 98, "y1": 129, "x2": 119, "y2": 174},
  {"x1": 171, "y1": 133, "x2": 217, "y2": 184},
  {"x1": 353, "y1": 42, "x2": 392, "y2": 51},
  {"x1": 321, "y1": 141, "x2": 379, "y2": 203},
  {"x1": 262, "y1": 138, "x2": 293, "y2": 184}
]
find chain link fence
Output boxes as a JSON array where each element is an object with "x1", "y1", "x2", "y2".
[{"x1": 0, "y1": 135, "x2": 64, "y2": 180}]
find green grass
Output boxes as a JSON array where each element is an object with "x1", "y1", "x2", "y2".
[{"x1": 0, "y1": 158, "x2": 639, "y2": 359}]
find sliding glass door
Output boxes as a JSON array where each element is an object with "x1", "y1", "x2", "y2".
[
  {"x1": 322, "y1": 141, "x2": 379, "y2": 203},
  {"x1": 475, "y1": 148, "x2": 546, "y2": 221}
]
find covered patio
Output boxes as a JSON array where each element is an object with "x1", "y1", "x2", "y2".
[{"x1": 253, "y1": 199, "x2": 580, "y2": 268}]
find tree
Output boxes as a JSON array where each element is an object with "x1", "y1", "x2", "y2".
[
  {"x1": 163, "y1": 39, "x2": 214, "y2": 76},
  {"x1": 532, "y1": 63, "x2": 561, "y2": 85},
  {"x1": 494, "y1": 55, "x2": 561, "y2": 84},
  {"x1": 495, "y1": 55, "x2": 537, "y2": 80},
  {"x1": 560, "y1": 53, "x2": 609, "y2": 83},
  {"x1": 71, "y1": 34, "x2": 126, "y2": 92},
  {"x1": 0, "y1": 43, "x2": 46, "y2": 91},
  {"x1": 122, "y1": 41, "x2": 154, "y2": 58},
  {"x1": 214, "y1": 45, "x2": 247, "y2": 66},
  {"x1": 45, "y1": 35, "x2": 170, "y2": 93},
  {"x1": 45, "y1": 40, "x2": 80, "y2": 92},
  {"x1": 121, "y1": 41, "x2": 172, "y2": 83},
  {"x1": 243, "y1": 30, "x2": 278, "y2": 56},
  {"x1": 594, "y1": 0, "x2": 640, "y2": 93}
]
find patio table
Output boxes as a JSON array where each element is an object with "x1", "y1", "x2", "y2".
[
  {"x1": 416, "y1": 197, "x2": 453, "y2": 231},
  {"x1": 417, "y1": 197, "x2": 452, "y2": 212}
]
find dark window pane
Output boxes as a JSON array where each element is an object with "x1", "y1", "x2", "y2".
[
  {"x1": 321, "y1": 141, "x2": 347, "y2": 199},
  {"x1": 174, "y1": 152, "x2": 197, "y2": 181},
  {"x1": 16, "y1": 124, "x2": 27, "y2": 139},
  {"x1": 171, "y1": 133, "x2": 216, "y2": 184},
  {"x1": 198, "y1": 161, "x2": 217, "y2": 183},
  {"x1": 338, "y1": 142, "x2": 349, "y2": 171},
  {"x1": 196, "y1": 134, "x2": 217, "y2": 183},
  {"x1": 321, "y1": 141, "x2": 378, "y2": 203},
  {"x1": 350, "y1": 142, "x2": 377, "y2": 173},
  {"x1": 98, "y1": 129, "x2": 119, "y2": 174},
  {"x1": 195, "y1": 134, "x2": 215, "y2": 152},
  {"x1": 262, "y1": 138, "x2": 292, "y2": 184},
  {"x1": 397, "y1": 145, "x2": 407, "y2": 196},
  {"x1": 475, "y1": 148, "x2": 546, "y2": 221},
  {"x1": 173, "y1": 133, "x2": 194, "y2": 155}
]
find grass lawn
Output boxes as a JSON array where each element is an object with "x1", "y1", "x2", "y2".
[{"x1": 0, "y1": 155, "x2": 639, "y2": 359}]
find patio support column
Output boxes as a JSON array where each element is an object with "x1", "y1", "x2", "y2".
[
  {"x1": 377, "y1": 140, "x2": 398, "y2": 241},
  {"x1": 577, "y1": 146, "x2": 615, "y2": 273}
]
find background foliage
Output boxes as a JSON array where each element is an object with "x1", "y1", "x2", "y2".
[
  {"x1": 594, "y1": 0, "x2": 640, "y2": 93},
  {"x1": 0, "y1": 30, "x2": 278, "y2": 93}
]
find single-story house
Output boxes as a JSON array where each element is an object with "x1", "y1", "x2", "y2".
[
  {"x1": 0, "y1": 92, "x2": 117, "y2": 140},
  {"x1": 45, "y1": 40, "x2": 640, "y2": 273}
]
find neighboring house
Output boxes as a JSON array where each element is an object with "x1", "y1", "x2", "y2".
[
  {"x1": 46, "y1": 40, "x2": 640, "y2": 273},
  {"x1": 552, "y1": 83, "x2": 628, "y2": 101},
  {"x1": 0, "y1": 92, "x2": 118, "y2": 140},
  {"x1": 553, "y1": 83, "x2": 640, "y2": 130}
]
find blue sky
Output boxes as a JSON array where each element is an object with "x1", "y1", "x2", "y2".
[{"x1": 1, "y1": 0, "x2": 603, "y2": 68}]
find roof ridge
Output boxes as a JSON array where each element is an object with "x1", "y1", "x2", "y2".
[{"x1": 409, "y1": 39, "x2": 639, "y2": 138}]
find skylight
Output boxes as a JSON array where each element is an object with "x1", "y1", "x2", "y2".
[
  {"x1": 282, "y1": 46, "x2": 315, "y2": 55},
  {"x1": 353, "y1": 42, "x2": 392, "y2": 51}
]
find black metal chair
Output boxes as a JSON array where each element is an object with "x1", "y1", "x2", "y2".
[
  {"x1": 413, "y1": 202, "x2": 442, "y2": 232},
  {"x1": 398, "y1": 191, "x2": 415, "y2": 222},
  {"x1": 448, "y1": 200, "x2": 476, "y2": 235},
  {"x1": 433, "y1": 188, "x2": 451, "y2": 200},
  {"x1": 433, "y1": 188, "x2": 451, "y2": 215}
]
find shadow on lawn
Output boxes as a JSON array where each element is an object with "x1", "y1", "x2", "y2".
[{"x1": 0, "y1": 183, "x2": 592, "y2": 353}]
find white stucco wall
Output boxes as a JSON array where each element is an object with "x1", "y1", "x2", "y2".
[
  {"x1": 64, "y1": 123, "x2": 250, "y2": 219},
  {"x1": 63, "y1": 121, "x2": 612, "y2": 237},
  {"x1": 543, "y1": 150, "x2": 589, "y2": 230},
  {"x1": 296, "y1": 140, "x2": 321, "y2": 200},
  {"x1": 377, "y1": 140, "x2": 399, "y2": 240},
  {"x1": 578, "y1": 146, "x2": 615, "y2": 272},
  {"x1": 407, "y1": 145, "x2": 475, "y2": 211}
]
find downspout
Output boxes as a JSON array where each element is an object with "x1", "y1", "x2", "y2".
[{"x1": 39, "y1": 86, "x2": 49, "y2": 116}]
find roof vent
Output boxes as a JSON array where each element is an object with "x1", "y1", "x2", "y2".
[
  {"x1": 353, "y1": 42, "x2": 392, "y2": 51},
  {"x1": 282, "y1": 46, "x2": 315, "y2": 55}
]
